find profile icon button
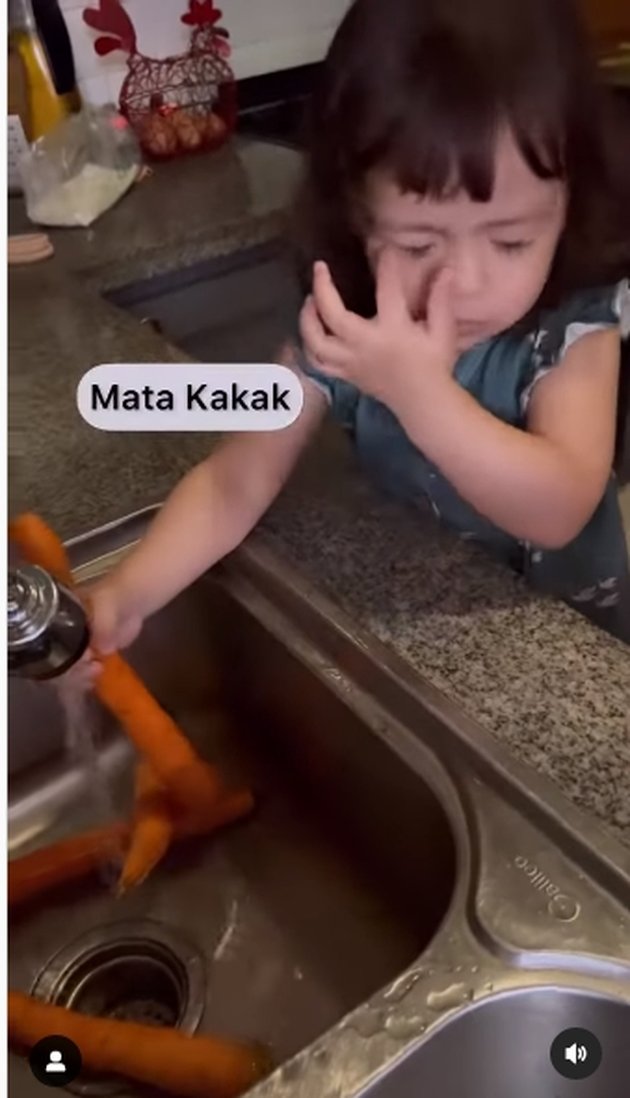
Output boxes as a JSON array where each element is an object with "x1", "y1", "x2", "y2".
[{"x1": 29, "y1": 1035, "x2": 82, "y2": 1087}]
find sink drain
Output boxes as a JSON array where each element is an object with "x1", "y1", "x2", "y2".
[{"x1": 30, "y1": 920, "x2": 206, "y2": 1097}]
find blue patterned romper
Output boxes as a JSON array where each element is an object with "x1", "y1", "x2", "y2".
[{"x1": 300, "y1": 279, "x2": 630, "y2": 644}]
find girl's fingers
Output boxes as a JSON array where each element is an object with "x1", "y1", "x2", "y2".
[
  {"x1": 299, "y1": 295, "x2": 349, "y2": 369},
  {"x1": 375, "y1": 247, "x2": 409, "y2": 323},
  {"x1": 312, "y1": 261, "x2": 361, "y2": 340},
  {"x1": 426, "y1": 267, "x2": 456, "y2": 343}
]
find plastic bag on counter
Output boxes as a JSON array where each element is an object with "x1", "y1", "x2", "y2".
[{"x1": 21, "y1": 106, "x2": 141, "y2": 228}]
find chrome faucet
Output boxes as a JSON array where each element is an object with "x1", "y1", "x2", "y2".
[{"x1": 8, "y1": 564, "x2": 90, "y2": 680}]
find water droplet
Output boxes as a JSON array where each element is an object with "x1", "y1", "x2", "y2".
[
  {"x1": 470, "y1": 965, "x2": 479, "y2": 974},
  {"x1": 454, "y1": 965, "x2": 463, "y2": 973},
  {"x1": 280, "y1": 1060, "x2": 301, "y2": 1082},
  {"x1": 349, "y1": 1008, "x2": 387, "y2": 1038},
  {"x1": 484, "y1": 982, "x2": 494, "y2": 992},
  {"x1": 385, "y1": 1015, "x2": 426, "y2": 1040},
  {"x1": 293, "y1": 966, "x2": 304, "y2": 981},
  {"x1": 384, "y1": 969, "x2": 424, "y2": 1003},
  {"x1": 426, "y1": 984, "x2": 473, "y2": 1012}
]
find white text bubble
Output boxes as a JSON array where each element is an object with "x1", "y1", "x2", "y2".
[{"x1": 77, "y1": 364, "x2": 304, "y2": 431}]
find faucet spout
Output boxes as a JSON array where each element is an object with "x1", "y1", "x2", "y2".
[{"x1": 8, "y1": 564, "x2": 89, "y2": 680}]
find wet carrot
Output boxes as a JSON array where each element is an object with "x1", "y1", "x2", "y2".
[
  {"x1": 94, "y1": 654, "x2": 225, "y2": 809},
  {"x1": 9, "y1": 822, "x2": 129, "y2": 908},
  {"x1": 8, "y1": 990, "x2": 271, "y2": 1098},
  {"x1": 173, "y1": 787, "x2": 255, "y2": 839},
  {"x1": 117, "y1": 761, "x2": 174, "y2": 894},
  {"x1": 119, "y1": 763, "x2": 254, "y2": 893},
  {"x1": 9, "y1": 786, "x2": 253, "y2": 908}
]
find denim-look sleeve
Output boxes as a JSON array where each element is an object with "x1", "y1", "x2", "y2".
[
  {"x1": 520, "y1": 278, "x2": 630, "y2": 415},
  {"x1": 295, "y1": 346, "x2": 361, "y2": 433}
]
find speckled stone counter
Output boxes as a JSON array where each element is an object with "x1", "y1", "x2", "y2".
[
  {"x1": 9, "y1": 138, "x2": 630, "y2": 854},
  {"x1": 9, "y1": 140, "x2": 301, "y2": 526}
]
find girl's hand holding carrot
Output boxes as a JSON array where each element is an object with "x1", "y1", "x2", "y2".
[
  {"x1": 86, "y1": 575, "x2": 144, "y2": 656},
  {"x1": 9, "y1": 511, "x2": 230, "y2": 815}
]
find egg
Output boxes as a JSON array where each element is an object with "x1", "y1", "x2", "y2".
[
  {"x1": 170, "y1": 108, "x2": 204, "y2": 151},
  {"x1": 139, "y1": 112, "x2": 177, "y2": 157},
  {"x1": 202, "y1": 112, "x2": 228, "y2": 145}
]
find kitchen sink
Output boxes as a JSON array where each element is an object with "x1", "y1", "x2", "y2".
[
  {"x1": 9, "y1": 538, "x2": 457, "y2": 1097},
  {"x1": 8, "y1": 511, "x2": 630, "y2": 1098}
]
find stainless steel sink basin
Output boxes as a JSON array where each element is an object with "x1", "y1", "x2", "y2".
[
  {"x1": 358, "y1": 987, "x2": 630, "y2": 1098},
  {"x1": 8, "y1": 510, "x2": 630, "y2": 1098},
  {"x1": 9, "y1": 554, "x2": 457, "y2": 1097}
]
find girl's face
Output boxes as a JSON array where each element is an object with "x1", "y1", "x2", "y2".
[{"x1": 363, "y1": 128, "x2": 567, "y2": 351}]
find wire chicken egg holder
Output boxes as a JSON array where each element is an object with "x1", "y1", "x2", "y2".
[{"x1": 82, "y1": 0, "x2": 237, "y2": 159}]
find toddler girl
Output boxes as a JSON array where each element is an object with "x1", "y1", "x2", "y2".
[{"x1": 91, "y1": 0, "x2": 630, "y2": 649}]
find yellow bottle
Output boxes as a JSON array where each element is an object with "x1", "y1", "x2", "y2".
[{"x1": 9, "y1": 0, "x2": 71, "y2": 141}]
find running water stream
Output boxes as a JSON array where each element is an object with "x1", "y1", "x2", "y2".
[{"x1": 55, "y1": 671, "x2": 126, "y2": 889}]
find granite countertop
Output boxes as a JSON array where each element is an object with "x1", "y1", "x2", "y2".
[{"x1": 9, "y1": 138, "x2": 630, "y2": 855}]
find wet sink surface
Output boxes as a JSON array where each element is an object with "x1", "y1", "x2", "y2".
[{"x1": 9, "y1": 574, "x2": 457, "y2": 1096}]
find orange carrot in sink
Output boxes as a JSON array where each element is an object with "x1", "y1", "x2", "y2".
[
  {"x1": 8, "y1": 784, "x2": 254, "y2": 908},
  {"x1": 8, "y1": 990, "x2": 271, "y2": 1098},
  {"x1": 8, "y1": 512, "x2": 228, "y2": 814},
  {"x1": 173, "y1": 786, "x2": 255, "y2": 839},
  {"x1": 93, "y1": 653, "x2": 226, "y2": 810},
  {"x1": 8, "y1": 822, "x2": 129, "y2": 908},
  {"x1": 118, "y1": 761, "x2": 255, "y2": 893},
  {"x1": 117, "y1": 760, "x2": 174, "y2": 893}
]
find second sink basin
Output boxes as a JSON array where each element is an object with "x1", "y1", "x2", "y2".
[{"x1": 358, "y1": 987, "x2": 630, "y2": 1098}]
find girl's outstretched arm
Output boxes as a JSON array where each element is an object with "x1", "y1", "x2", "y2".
[{"x1": 89, "y1": 364, "x2": 326, "y2": 654}]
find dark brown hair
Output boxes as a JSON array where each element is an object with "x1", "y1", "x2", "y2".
[{"x1": 292, "y1": 0, "x2": 630, "y2": 318}]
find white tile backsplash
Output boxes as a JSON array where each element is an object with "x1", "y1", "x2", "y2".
[{"x1": 62, "y1": 0, "x2": 351, "y2": 103}]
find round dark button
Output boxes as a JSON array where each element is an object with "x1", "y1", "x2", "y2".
[
  {"x1": 550, "y1": 1027, "x2": 602, "y2": 1080},
  {"x1": 29, "y1": 1035, "x2": 83, "y2": 1087}
]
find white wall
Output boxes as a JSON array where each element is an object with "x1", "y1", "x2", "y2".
[{"x1": 60, "y1": 0, "x2": 351, "y2": 107}]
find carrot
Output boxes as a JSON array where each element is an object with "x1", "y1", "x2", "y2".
[
  {"x1": 9, "y1": 512, "x2": 74, "y2": 587},
  {"x1": 173, "y1": 787, "x2": 255, "y2": 839},
  {"x1": 118, "y1": 763, "x2": 255, "y2": 893},
  {"x1": 9, "y1": 822, "x2": 129, "y2": 908},
  {"x1": 9, "y1": 512, "x2": 227, "y2": 813},
  {"x1": 94, "y1": 654, "x2": 225, "y2": 809},
  {"x1": 117, "y1": 761, "x2": 174, "y2": 894},
  {"x1": 8, "y1": 786, "x2": 253, "y2": 909},
  {"x1": 8, "y1": 990, "x2": 271, "y2": 1098}
]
